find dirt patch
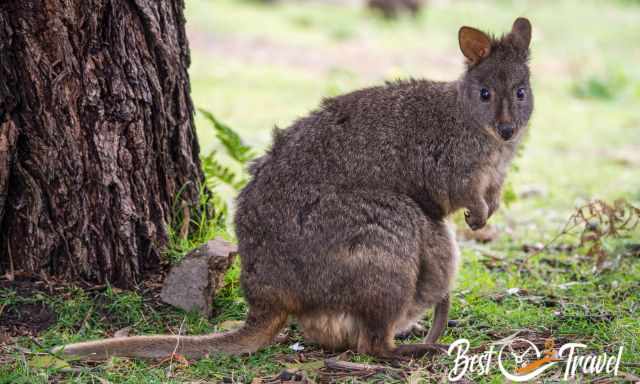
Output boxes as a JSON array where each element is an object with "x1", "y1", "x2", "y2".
[
  {"x1": 0, "y1": 272, "x2": 168, "y2": 338},
  {"x1": 0, "y1": 302, "x2": 56, "y2": 337},
  {"x1": 0, "y1": 276, "x2": 57, "y2": 337}
]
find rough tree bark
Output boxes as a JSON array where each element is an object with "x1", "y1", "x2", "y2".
[{"x1": 0, "y1": 0, "x2": 203, "y2": 288}]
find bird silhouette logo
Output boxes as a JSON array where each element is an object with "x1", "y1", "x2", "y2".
[{"x1": 498, "y1": 338, "x2": 560, "y2": 382}]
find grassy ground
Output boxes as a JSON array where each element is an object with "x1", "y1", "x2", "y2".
[{"x1": 2, "y1": 0, "x2": 640, "y2": 382}]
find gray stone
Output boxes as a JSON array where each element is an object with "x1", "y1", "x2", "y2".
[{"x1": 160, "y1": 238, "x2": 237, "y2": 316}]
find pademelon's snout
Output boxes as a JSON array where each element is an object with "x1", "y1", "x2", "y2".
[{"x1": 496, "y1": 122, "x2": 515, "y2": 141}]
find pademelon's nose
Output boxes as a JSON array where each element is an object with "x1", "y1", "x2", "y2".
[{"x1": 497, "y1": 123, "x2": 514, "y2": 140}]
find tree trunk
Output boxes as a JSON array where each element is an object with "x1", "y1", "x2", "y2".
[{"x1": 0, "y1": 0, "x2": 203, "y2": 288}]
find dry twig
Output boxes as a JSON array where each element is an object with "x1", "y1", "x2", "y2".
[{"x1": 523, "y1": 199, "x2": 640, "y2": 271}]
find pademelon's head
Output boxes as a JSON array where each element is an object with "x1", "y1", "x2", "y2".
[{"x1": 458, "y1": 17, "x2": 534, "y2": 143}]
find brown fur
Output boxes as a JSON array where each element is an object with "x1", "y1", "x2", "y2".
[
  {"x1": 55, "y1": 18, "x2": 533, "y2": 360},
  {"x1": 55, "y1": 308, "x2": 287, "y2": 359}
]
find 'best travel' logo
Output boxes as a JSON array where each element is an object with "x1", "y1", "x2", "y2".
[{"x1": 447, "y1": 337, "x2": 624, "y2": 382}]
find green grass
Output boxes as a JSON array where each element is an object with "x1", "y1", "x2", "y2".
[{"x1": 2, "y1": 0, "x2": 640, "y2": 382}]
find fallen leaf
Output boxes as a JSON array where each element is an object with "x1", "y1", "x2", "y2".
[{"x1": 171, "y1": 353, "x2": 190, "y2": 367}]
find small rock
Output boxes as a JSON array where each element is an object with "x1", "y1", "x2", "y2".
[{"x1": 160, "y1": 238, "x2": 237, "y2": 317}]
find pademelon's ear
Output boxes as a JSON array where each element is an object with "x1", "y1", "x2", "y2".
[
  {"x1": 458, "y1": 26, "x2": 492, "y2": 65},
  {"x1": 510, "y1": 17, "x2": 532, "y2": 50}
]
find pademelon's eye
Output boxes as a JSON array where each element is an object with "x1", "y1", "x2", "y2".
[
  {"x1": 516, "y1": 87, "x2": 526, "y2": 100},
  {"x1": 480, "y1": 88, "x2": 491, "y2": 101}
]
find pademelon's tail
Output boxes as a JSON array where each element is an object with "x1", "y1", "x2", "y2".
[{"x1": 53, "y1": 309, "x2": 288, "y2": 360}]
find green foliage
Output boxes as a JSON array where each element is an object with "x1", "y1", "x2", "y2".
[
  {"x1": 501, "y1": 180, "x2": 518, "y2": 207},
  {"x1": 501, "y1": 149, "x2": 522, "y2": 207},
  {"x1": 198, "y1": 109, "x2": 255, "y2": 222},
  {"x1": 618, "y1": 0, "x2": 640, "y2": 5},
  {"x1": 198, "y1": 108, "x2": 256, "y2": 165},
  {"x1": 210, "y1": 259, "x2": 247, "y2": 324},
  {"x1": 165, "y1": 180, "x2": 226, "y2": 264},
  {"x1": 104, "y1": 285, "x2": 144, "y2": 325},
  {"x1": 571, "y1": 69, "x2": 631, "y2": 101},
  {"x1": 201, "y1": 153, "x2": 247, "y2": 191},
  {"x1": 329, "y1": 25, "x2": 355, "y2": 41},
  {"x1": 548, "y1": 199, "x2": 640, "y2": 271},
  {"x1": 165, "y1": 111, "x2": 254, "y2": 263}
]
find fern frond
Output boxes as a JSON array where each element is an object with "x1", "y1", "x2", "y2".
[
  {"x1": 199, "y1": 108, "x2": 256, "y2": 164},
  {"x1": 201, "y1": 151, "x2": 248, "y2": 190}
]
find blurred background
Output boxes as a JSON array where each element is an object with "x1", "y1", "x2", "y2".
[{"x1": 186, "y1": 0, "x2": 639, "y2": 236}]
